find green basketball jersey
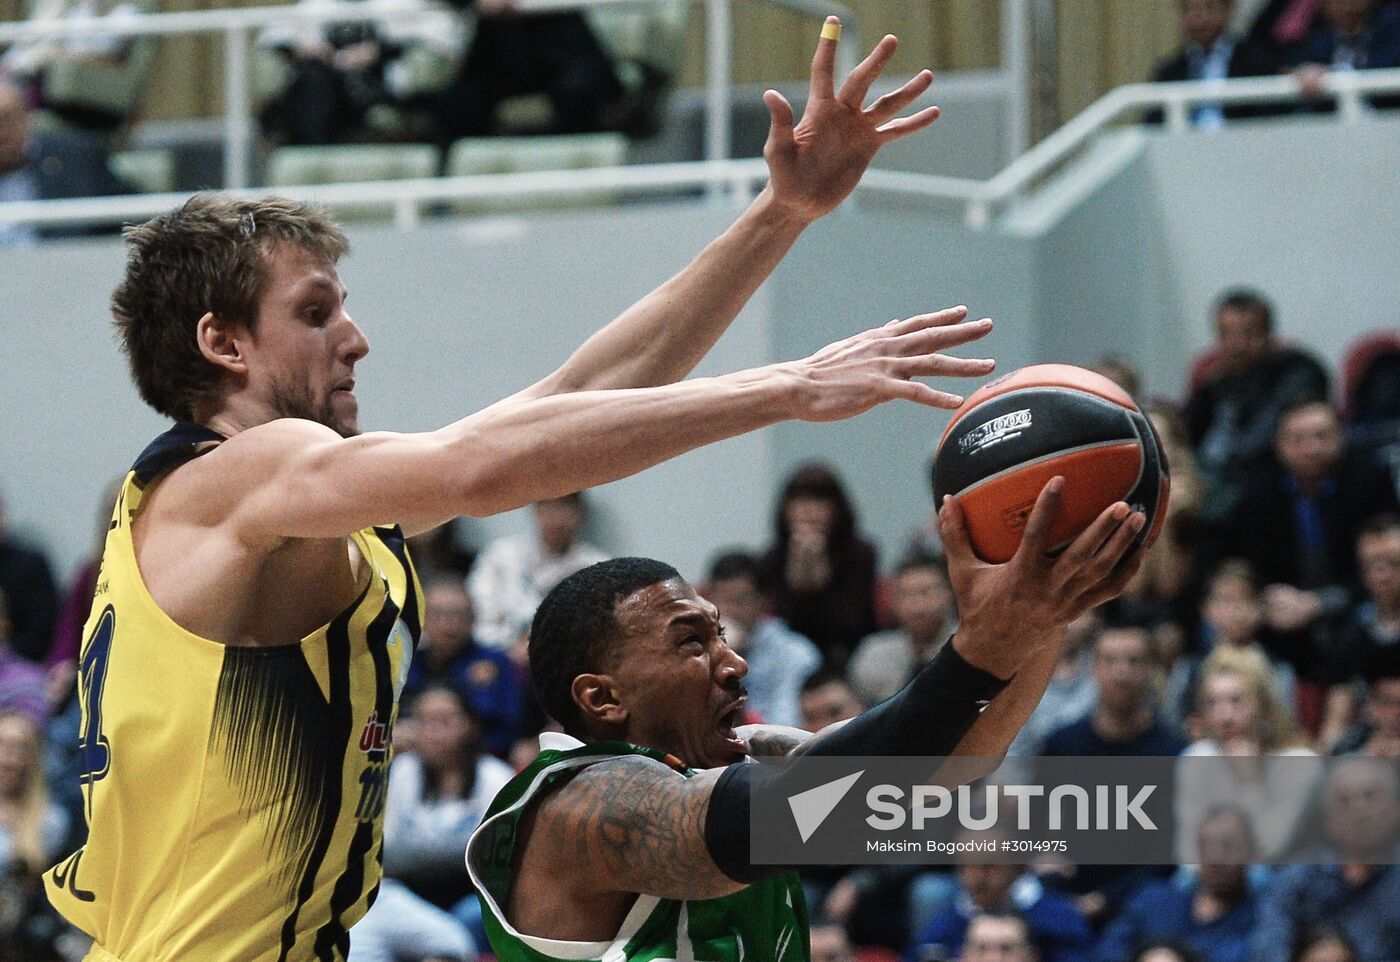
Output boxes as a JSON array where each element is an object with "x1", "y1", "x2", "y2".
[{"x1": 467, "y1": 733, "x2": 809, "y2": 962}]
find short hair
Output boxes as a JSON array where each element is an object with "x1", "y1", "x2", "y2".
[
  {"x1": 529, "y1": 557, "x2": 680, "y2": 734},
  {"x1": 1290, "y1": 926, "x2": 1360, "y2": 962},
  {"x1": 1276, "y1": 394, "x2": 1337, "y2": 431},
  {"x1": 1359, "y1": 513, "x2": 1400, "y2": 540},
  {"x1": 708, "y1": 550, "x2": 760, "y2": 585},
  {"x1": 1207, "y1": 558, "x2": 1260, "y2": 595},
  {"x1": 1131, "y1": 941, "x2": 1202, "y2": 962},
  {"x1": 112, "y1": 194, "x2": 349, "y2": 421},
  {"x1": 800, "y1": 666, "x2": 851, "y2": 696},
  {"x1": 1214, "y1": 288, "x2": 1274, "y2": 334},
  {"x1": 895, "y1": 547, "x2": 948, "y2": 580}
]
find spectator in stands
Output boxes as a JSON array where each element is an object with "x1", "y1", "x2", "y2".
[
  {"x1": 383, "y1": 682, "x2": 514, "y2": 938},
  {"x1": 407, "y1": 517, "x2": 478, "y2": 585},
  {"x1": 343, "y1": 877, "x2": 474, "y2": 962},
  {"x1": 0, "y1": 78, "x2": 131, "y2": 246},
  {"x1": 1290, "y1": 927, "x2": 1363, "y2": 962},
  {"x1": 433, "y1": 0, "x2": 624, "y2": 140},
  {"x1": 759, "y1": 463, "x2": 879, "y2": 668},
  {"x1": 1217, "y1": 399, "x2": 1400, "y2": 707},
  {"x1": 1092, "y1": 354, "x2": 1142, "y2": 399},
  {"x1": 810, "y1": 919, "x2": 857, "y2": 962},
  {"x1": 849, "y1": 551, "x2": 955, "y2": 705},
  {"x1": 1149, "y1": 0, "x2": 1280, "y2": 127},
  {"x1": 1177, "y1": 646, "x2": 1321, "y2": 861},
  {"x1": 1041, "y1": 625, "x2": 1187, "y2": 757},
  {"x1": 702, "y1": 550, "x2": 819, "y2": 728},
  {"x1": 468, "y1": 492, "x2": 607, "y2": 649},
  {"x1": 258, "y1": 0, "x2": 463, "y2": 145},
  {"x1": 1250, "y1": 757, "x2": 1400, "y2": 961},
  {"x1": 1004, "y1": 613, "x2": 1100, "y2": 762},
  {"x1": 959, "y1": 912, "x2": 1037, "y2": 962},
  {"x1": 403, "y1": 577, "x2": 523, "y2": 758},
  {"x1": 1321, "y1": 515, "x2": 1400, "y2": 745},
  {"x1": 1132, "y1": 944, "x2": 1203, "y2": 962},
  {"x1": 1095, "y1": 804, "x2": 1259, "y2": 962},
  {"x1": 1290, "y1": 0, "x2": 1400, "y2": 104},
  {"x1": 1183, "y1": 289, "x2": 1329, "y2": 521},
  {"x1": 0, "y1": 485, "x2": 58, "y2": 662},
  {"x1": 0, "y1": 711, "x2": 70, "y2": 956},
  {"x1": 1115, "y1": 406, "x2": 1205, "y2": 639},
  {"x1": 798, "y1": 667, "x2": 863, "y2": 733},
  {"x1": 0, "y1": 0, "x2": 151, "y2": 133},
  {"x1": 0, "y1": 592, "x2": 48, "y2": 725},
  {"x1": 1037, "y1": 625, "x2": 1184, "y2": 924},
  {"x1": 1169, "y1": 560, "x2": 1297, "y2": 723},
  {"x1": 909, "y1": 840, "x2": 1093, "y2": 962},
  {"x1": 1330, "y1": 669, "x2": 1400, "y2": 755}
]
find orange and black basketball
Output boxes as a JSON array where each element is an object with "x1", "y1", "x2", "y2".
[{"x1": 933, "y1": 364, "x2": 1170, "y2": 564}]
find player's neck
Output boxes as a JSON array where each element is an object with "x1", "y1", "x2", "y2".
[{"x1": 195, "y1": 394, "x2": 282, "y2": 437}]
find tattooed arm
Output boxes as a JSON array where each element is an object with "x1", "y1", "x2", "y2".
[{"x1": 528, "y1": 756, "x2": 742, "y2": 903}]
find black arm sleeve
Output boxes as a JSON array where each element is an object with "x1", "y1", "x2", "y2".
[
  {"x1": 703, "y1": 640, "x2": 1011, "y2": 884},
  {"x1": 803, "y1": 639, "x2": 1011, "y2": 759}
]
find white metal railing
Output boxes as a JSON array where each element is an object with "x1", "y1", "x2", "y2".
[
  {"x1": 27, "y1": 11, "x2": 1399, "y2": 231},
  {"x1": 0, "y1": 0, "x2": 883, "y2": 189}
]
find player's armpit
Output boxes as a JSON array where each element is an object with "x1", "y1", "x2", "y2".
[{"x1": 535, "y1": 756, "x2": 745, "y2": 902}]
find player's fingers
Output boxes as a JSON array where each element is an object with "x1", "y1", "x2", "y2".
[
  {"x1": 882, "y1": 305, "x2": 969, "y2": 336},
  {"x1": 1078, "y1": 544, "x2": 1148, "y2": 610},
  {"x1": 939, "y1": 493, "x2": 981, "y2": 568},
  {"x1": 898, "y1": 353, "x2": 996, "y2": 380},
  {"x1": 876, "y1": 105, "x2": 942, "y2": 142},
  {"x1": 837, "y1": 34, "x2": 898, "y2": 106},
  {"x1": 888, "y1": 378, "x2": 965, "y2": 409},
  {"x1": 887, "y1": 317, "x2": 993, "y2": 355},
  {"x1": 763, "y1": 89, "x2": 796, "y2": 146},
  {"x1": 809, "y1": 16, "x2": 840, "y2": 102},
  {"x1": 1013, "y1": 477, "x2": 1065, "y2": 565},
  {"x1": 1058, "y1": 500, "x2": 1133, "y2": 568},
  {"x1": 865, "y1": 70, "x2": 933, "y2": 123}
]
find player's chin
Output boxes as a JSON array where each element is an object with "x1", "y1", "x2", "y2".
[{"x1": 700, "y1": 732, "x2": 751, "y2": 770}]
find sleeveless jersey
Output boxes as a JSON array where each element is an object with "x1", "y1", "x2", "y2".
[
  {"x1": 467, "y1": 734, "x2": 810, "y2": 962},
  {"x1": 43, "y1": 422, "x2": 422, "y2": 962}
]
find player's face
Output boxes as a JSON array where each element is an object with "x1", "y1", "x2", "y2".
[
  {"x1": 247, "y1": 244, "x2": 369, "y2": 438},
  {"x1": 609, "y1": 578, "x2": 751, "y2": 769}
]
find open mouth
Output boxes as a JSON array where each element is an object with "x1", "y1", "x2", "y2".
[{"x1": 716, "y1": 700, "x2": 748, "y2": 754}]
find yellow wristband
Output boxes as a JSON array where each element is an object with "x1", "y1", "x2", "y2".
[{"x1": 820, "y1": 20, "x2": 841, "y2": 41}]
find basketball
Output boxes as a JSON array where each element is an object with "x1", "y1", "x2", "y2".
[{"x1": 933, "y1": 364, "x2": 1170, "y2": 564}]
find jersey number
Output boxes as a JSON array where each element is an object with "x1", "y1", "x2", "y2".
[{"x1": 78, "y1": 606, "x2": 116, "y2": 798}]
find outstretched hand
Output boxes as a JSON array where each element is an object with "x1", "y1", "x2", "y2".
[
  {"x1": 789, "y1": 306, "x2": 994, "y2": 422},
  {"x1": 763, "y1": 17, "x2": 940, "y2": 222},
  {"x1": 943, "y1": 478, "x2": 1147, "y2": 679}
]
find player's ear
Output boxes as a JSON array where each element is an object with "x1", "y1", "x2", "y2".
[
  {"x1": 196, "y1": 311, "x2": 249, "y2": 376},
  {"x1": 573, "y1": 673, "x2": 626, "y2": 728}
]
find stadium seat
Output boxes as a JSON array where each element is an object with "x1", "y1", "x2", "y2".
[
  {"x1": 111, "y1": 149, "x2": 176, "y2": 195},
  {"x1": 444, "y1": 134, "x2": 627, "y2": 214},
  {"x1": 264, "y1": 144, "x2": 439, "y2": 221}
]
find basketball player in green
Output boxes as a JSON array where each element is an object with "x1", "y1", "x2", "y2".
[
  {"x1": 467, "y1": 488, "x2": 1147, "y2": 962},
  {"x1": 46, "y1": 17, "x2": 1015, "y2": 961}
]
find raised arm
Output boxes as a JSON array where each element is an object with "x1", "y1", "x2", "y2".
[
  {"x1": 532, "y1": 756, "x2": 743, "y2": 902},
  {"x1": 208, "y1": 308, "x2": 992, "y2": 545},
  {"x1": 516, "y1": 19, "x2": 940, "y2": 399}
]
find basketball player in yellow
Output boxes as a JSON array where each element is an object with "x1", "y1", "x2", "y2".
[{"x1": 42, "y1": 19, "x2": 1001, "y2": 962}]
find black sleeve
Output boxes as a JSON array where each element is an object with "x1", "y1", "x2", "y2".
[{"x1": 702, "y1": 641, "x2": 1011, "y2": 883}]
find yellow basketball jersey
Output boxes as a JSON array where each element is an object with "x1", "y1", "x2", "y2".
[{"x1": 44, "y1": 422, "x2": 422, "y2": 961}]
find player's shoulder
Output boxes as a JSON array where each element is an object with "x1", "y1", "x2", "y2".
[
  {"x1": 150, "y1": 418, "x2": 344, "y2": 522},
  {"x1": 534, "y1": 753, "x2": 687, "y2": 824}
]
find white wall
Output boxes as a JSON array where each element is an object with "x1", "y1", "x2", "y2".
[{"x1": 5, "y1": 113, "x2": 1398, "y2": 585}]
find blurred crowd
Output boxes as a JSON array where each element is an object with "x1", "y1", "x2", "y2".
[{"x1": 0, "y1": 286, "x2": 1397, "y2": 961}]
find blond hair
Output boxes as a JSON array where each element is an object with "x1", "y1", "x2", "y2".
[{"x1": 1198, "y1": 645, "x2": 1306, "y2": 752}]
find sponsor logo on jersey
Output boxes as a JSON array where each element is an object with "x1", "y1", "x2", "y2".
[{"x1": 359, "y1": 711, "x2": 391, "y2": 756}]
